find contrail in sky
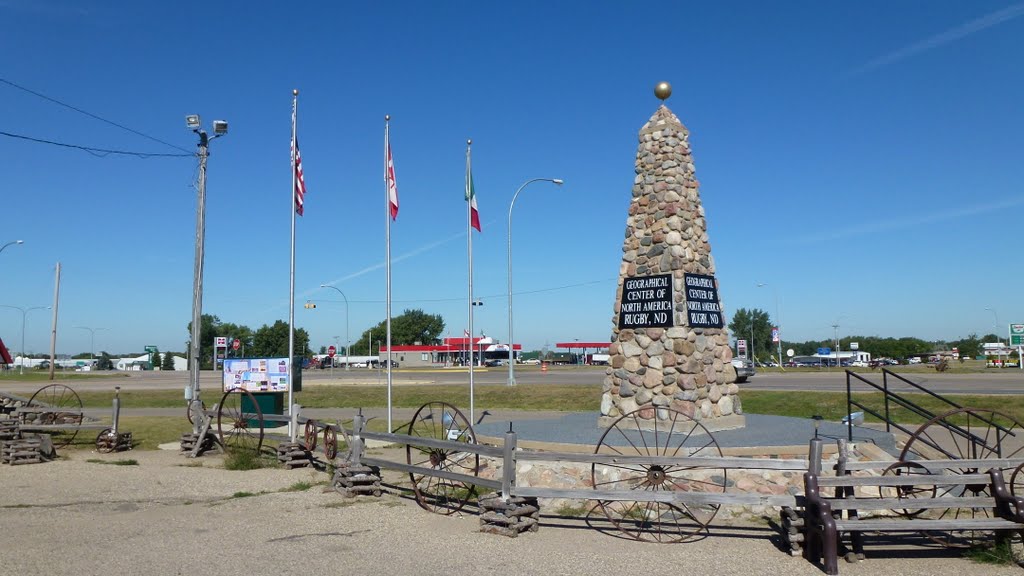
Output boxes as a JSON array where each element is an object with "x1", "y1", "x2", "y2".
[
  {"x1": 846, "y1": 2, "x2": 1024, "y2": 76},
  {"x1": 789, "y1": 195, "x2": 1024, "y2": 244}
]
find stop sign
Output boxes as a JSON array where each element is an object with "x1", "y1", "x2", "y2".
[
  {"x1": 328, "y1": 345, "x2": 336, "y2": 358},
  {"x1": 232, "y1": 339, "x2": 240, "y2": 351}
]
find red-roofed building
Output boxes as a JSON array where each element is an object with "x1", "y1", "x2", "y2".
[
  {"x1": 0, "y1": 337, "x2": 12, "y2": 366},
  {"x1": 380, "y1": 336, "x2": 522, "y2": 367}
]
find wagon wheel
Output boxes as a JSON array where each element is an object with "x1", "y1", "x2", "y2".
[
  {"x1": 186, "y1": 400, "x2": 207, "y2": 425},
  {"x1": 217, "y1": 387, "x2": 264, "y2": 453},
  {"x1": 1011, "y1": 464, "x2": 1024, "y2": 499},
  {"x1": 405, "y1": 401, "x2": 479, "y2": 515},
  {"x1": 880, "y1": 461, "x2": 936, "y2": 518},
  {"x1": 28, "y1": 383, "x2": 84, "y2": 448},
  {"x1": 899, "y1": 408, "x2": 1024, "y2": 547},
  {"x1": 323, "y1": 426, "x2": 338, "y2": 460},
  {"x1": 95, "y1": 428, "x2": 116, "y2": 454},
  {"x1": 304, "y1": 419, "x2": 318, "y2": 452},
  {"x1": 591, "y1": 407, "x2": 726, "y2": 543}
]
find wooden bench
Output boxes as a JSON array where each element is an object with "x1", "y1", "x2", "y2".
[{"x1": 802, "y1": 438, "x2": 1024, "y2": 575}]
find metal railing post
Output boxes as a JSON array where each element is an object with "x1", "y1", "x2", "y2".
[
  {"x1": 846, "y1": 373, "x2": 853, "y2": 442},
  {"x1": 502, "y1": 426, "x2": 517, "y2": 501},
  {"x1": 352, "y1": 410, "x2": 365, "y2": 467},
  {"x1": 882, "y1": 370, "x2": 891, "y2": 434},
  {"x1": 111, "y1": 386, "x2": 121, "y2": 435}
]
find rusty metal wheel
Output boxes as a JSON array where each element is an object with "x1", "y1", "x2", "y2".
[
  {"x1": 216, "y1": 387, "x2": 264, "y2": 453},
  {"x1": 186, "y1": 400, "x2": 207, "y2": 425},
  {"x1": 323, "y1": 426, "x2": 338, "y2": 460},
  {"x1": 95, "y1": 428, "x2": 116, "y2": 453},
  {"x1": 27, "y1": 383, "x2": 84, "y2": 448},
  {"x1": 591, "y1": 407, "x2": 725, "y2": 543},
  {"x1": 899, "y1": 408, "x2": 1024, "y2": 547},
  {"x1": 405, "y1": 401, "x2": 479, "y2": 515},
  {"x1": 880, "y1": 461, "x2": 936, "y2": 518},
  {"x1": 1011, "y1": 464, "x2": 1024, "y2": 499},
  {"x1": 304, "y1": 419, "x2": 318, "y2": 452}
]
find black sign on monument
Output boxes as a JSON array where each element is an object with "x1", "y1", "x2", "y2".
[
  {"x1": 618, "y1": 274, "x2": 674, "y2": 330},
  {"x1": 683, "y1": 273, "x2": 724, "y2": 328}
]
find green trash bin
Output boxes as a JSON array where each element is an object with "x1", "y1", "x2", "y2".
[{"x1": 242, "y1": 392, "x2": 285, "y2": 430}]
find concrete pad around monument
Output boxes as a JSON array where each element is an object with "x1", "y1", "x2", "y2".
[{"x1": 475, "y1": 412, "x2": 897, "y2": 455}]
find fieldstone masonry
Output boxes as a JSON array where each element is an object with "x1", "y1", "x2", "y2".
[{"x1": 600, "y1": 96, "x2": 744, "y2": 432}]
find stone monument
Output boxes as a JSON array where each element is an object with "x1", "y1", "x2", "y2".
[{"x1": 600, "y1": 82, "x2": 744, "y2": 432}]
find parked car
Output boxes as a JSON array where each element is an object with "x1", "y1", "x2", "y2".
[
  {"x1": 731, "y1": 358, "x2": 756, "y2": 383},
  {"x1": 522, "y1": 358, "x2": 541, "y2": 365}
]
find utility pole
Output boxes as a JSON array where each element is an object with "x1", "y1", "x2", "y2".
[{"x1": 185, "y1": 115, "x2": 228, "y2": 434}]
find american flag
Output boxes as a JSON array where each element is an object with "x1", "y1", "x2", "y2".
[{"x1": 294, "y1": 138, "x2": 306, "y2": 216}]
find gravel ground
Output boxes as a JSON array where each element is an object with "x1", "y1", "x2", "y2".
[{"x1": 1, "y1": 450, "x2": 1020, "y2": 576}]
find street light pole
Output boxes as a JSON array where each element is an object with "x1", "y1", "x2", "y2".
[
  {"x1": 320, "y1": 285, "x2": 350, "y2": 371},
  {"x1": 507, "y1": 177, "x2": 563, "y2": 386},
  {"x1": 757, "y1": 282, "x2": 782, "y2": 367},
  {"x1": 185, "y1": 115, "x2": 228, "y2": 434},
  {"x1": 74, "y1": 326, "x2": 105, "y2": 368},
  {"x1": 0, "y1": 240, "x2": 24, "y2": 255},
  {"x1": 1, "y1": 304, "x2": 50, "y2": 374},
  {"x1": 985, "y1": 307, "x2": 999, "y2": 340}
]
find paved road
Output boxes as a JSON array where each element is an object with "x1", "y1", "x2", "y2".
[{"x1": 4, "y1": 365, "x2": 1023, "y2": 394}]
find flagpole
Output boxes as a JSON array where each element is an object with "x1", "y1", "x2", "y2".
[
  {"x1": 385, "y1": 115, "x2": 394, "y2": 433},
  {"x1": 288, "y1": 89, "x2": 298, "y2": 442},
  {"x1": 466, "y1": 139, "x2": 475, "y2": 424}
]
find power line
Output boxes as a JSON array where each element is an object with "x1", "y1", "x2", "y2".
[
  {"x1": 0, "y1": 129, "x2": 193, "y2": 158},
  {"x1": 312, "y1": 278, "x2": 616, "y2": 305},
  {"x1": 0, "y1": 77, "x2": 194, "y2": 154}
]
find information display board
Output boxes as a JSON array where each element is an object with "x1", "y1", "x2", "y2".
[{"x1": 222, "y1": 358, "x2": 290, "y2": 393}]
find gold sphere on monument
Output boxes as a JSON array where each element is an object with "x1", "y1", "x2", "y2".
[{"x1": 654, "y1": 82, "x2": 672, "y2": 101}]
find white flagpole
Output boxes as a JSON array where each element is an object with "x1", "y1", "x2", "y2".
[
  {"x1": 288, "y1": 89, "x2": 298, "y2": 441},
  {"x1": 466, "y1": 139, "x2": 475, "y2": 424},
  {"x1": 385, "y1": 115, "x2": 393, "y2": 433}
]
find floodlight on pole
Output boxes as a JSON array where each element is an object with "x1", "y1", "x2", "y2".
[
  {"x1": 186, "y1": 114, "x2": 228, "y2": 434},
  {"x1": 507, "y1": 177, "x2": 564, "y2": 386}
]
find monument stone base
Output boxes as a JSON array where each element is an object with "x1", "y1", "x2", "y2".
[{"x1": 597, "y1": 413, "x2": 746, "y2": 434}]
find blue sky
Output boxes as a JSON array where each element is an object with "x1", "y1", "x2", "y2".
[{"x1": 1, "y1": 1, "x2": 1022, "y2": 356}]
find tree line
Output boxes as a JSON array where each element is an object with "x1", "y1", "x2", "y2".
[{"x1": 728, "y1": 307, "x2": 1005, "y2": 362}]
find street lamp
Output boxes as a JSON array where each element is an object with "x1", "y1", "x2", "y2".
[
  {"x1": 186, "y1": 114, "x2": 228, "y2": 433},
  {"x1": 0, "y1": 304, "x2": 51, "y2": 374},
  {"x1": 507, "y1": 177, "x2": 563, "y2": 386},
  {"x1": 984, "y1": 307, "x2": 999, "y2": 340},
  {"x1": 319, "y1": 284, "x2": 350, "y2": 371},
  {"x1": 74, "y1": 326, "x2": 106, "y2": 368},
  {"x1": 0, "y1": 240, "x2": 24, "y2": 255},
  {"x1": 756, "y1": 282, "x2": 782, "y2": 367}
]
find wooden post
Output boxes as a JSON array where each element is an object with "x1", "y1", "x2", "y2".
[
  {"x1": 808, "y1": 438, "x2": 823, "y2": 475},
  {"x1": 502, "y1": 429, "x2": 517, "y2": 501}
]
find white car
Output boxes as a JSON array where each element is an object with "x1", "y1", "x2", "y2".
[{"x1": 522, "y1": 359, "x2": 541, "y2": 365}]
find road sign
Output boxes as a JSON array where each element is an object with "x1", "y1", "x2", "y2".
[
  {"x1": 1011, "y1": 324, "x2": 1024, "y2": 346},
  {"x1": 232, "y1": 339, "x2": 241, "y2": 351},
  {"x1": 771, "y1": 327, "x2": 779, "y2": 343},
  {"x1": 328, "y1": 345, "x2": 336, "y2": 358},
  {"x1": 215, "y1": 336, "x2": 227, "y2": 347},
  {"x1": 144, "y1": 345, "x2": 157, "y2": 353},
  {"x1": 737, "y1": 339, "x2": 748, "y2": 359}
]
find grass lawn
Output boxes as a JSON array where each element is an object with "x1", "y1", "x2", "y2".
[{"x1": 0, "y1": 371, "x2": 127, "y2": 382}]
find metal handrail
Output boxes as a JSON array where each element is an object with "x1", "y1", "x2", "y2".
[{"x1": 845, "y1": 369, "x2": 1017, "y2": 457}]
